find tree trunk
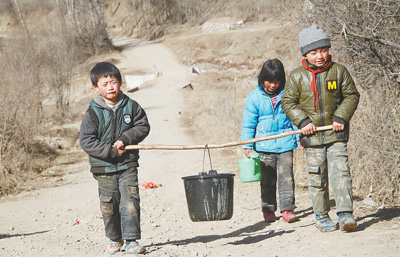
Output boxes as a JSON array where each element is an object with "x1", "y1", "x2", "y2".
[{"x1": 12, "y1": 0, "x2": 30, "y2": 38}]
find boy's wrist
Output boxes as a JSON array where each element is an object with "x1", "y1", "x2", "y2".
[
  {"x1": 109, "y1": 146, "x2": 117, "y2": 158},
  {"x1": 332, "y1": 116, "x2": 346, "y2": 125},
  {"x1": 117, "y1": 134, "x2": 130, "y2": 146},
  {"x1": 299, "y1": 118, "x2": 312, "y2": 129}
]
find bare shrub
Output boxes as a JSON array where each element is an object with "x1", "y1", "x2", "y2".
[
  {"x1": 131, "y1": 0, "x2": 175, "y2": 27},
  {"x1": 109, "y1": 0, "x2": 281, "y2": 39},
  {"x1": 0, "y1": 38, "x2": 50, "y2": 196},
  {"x1": 5, "y1": 0, "x2": 114, "y2": 118},
  {"x1": 0, "y1": 1, "x2": 13, "y2": 12},
  {"x1": 44, "y1": 35, "x2": 74, "y2": 117},
  {"x1": 350, "y1": 86, "x2": 400, "y2": 204},
  {"x1": 176, "y1": 0, "x2": 211, "y2": 25},
  {"x1": 112, "y1": 0, "x2": 178, "y2": 39},
  {"x1": 176, "y1": 0, "x2": 280, "y2": 25},
  {"x1": 42, "y1": 0, "x2": 113, "y2": 117},
  {"x1": 56, "y1": 0, "x2": 113, "y2": 59},
  {"x1": 0, "y1": 0, "x2": 114, "y2": 195}
]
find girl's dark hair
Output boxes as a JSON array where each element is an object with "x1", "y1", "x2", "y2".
[
  {"x1": 90, "y1": 62, "x2": 122, "y2": 86},
  {"x1": 257, "y1": 58, "x2": 285, "y2": 87}
]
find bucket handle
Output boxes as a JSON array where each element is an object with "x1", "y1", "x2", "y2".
[{"x1": 202, "y1": 144, "x2": 213, "y2": 173}]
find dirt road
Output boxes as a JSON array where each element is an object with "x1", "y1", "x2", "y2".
[{"x1": 1, "y1": 37, "x2": 399, "y2": 257}]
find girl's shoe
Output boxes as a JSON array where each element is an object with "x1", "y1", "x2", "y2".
[
  {"x1": 263, "y1": 211, "x2": 277, "y2": 222},
  {"x1": 282, "y1": 211, "x2": 299, "y2": 223},
  {"x1": 315, "y1": 214, "x2": 338, "y2": 232},
  {"x1": 107, "y1": 239, "x2": 124, "y2": 255},
  {"x1": 124, "y1": 241, "x2": 146, "y2": 254}
]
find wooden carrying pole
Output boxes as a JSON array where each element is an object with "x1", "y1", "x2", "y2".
[{"x1": 125, "y1": 125, "x2": 333, "y2": 150}]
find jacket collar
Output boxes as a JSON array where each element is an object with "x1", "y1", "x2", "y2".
[
  {"x1": 303, "y1": 55, "x2": 332, "y2": 71},
  {"x1": 257, "y1": 85, "x2": 284, "y2": 98},
  {"x1": 93, "y1": 91, "x2": 126, "y2": 109}
]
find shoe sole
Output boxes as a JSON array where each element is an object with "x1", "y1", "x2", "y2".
[
  {"x1": 126, "y1": 246, "x2": 146, "y2": 254},
  {"x1": 286, "y1": 216, "x2": 299, "y2": 223},
  {"x1": 340, "y1": 222, "x2": 357, "y2": 231},
  {"x1": 107, "y1": 248, "x2": 122, "y2": 255},
  {"x1": 315, "y1": 224, "x2": 338, "y2": 232},
  {"x1": 107, "y1": 250, "x2": 120, "y2": 255},
  {"x1": 136, "y1": 248, "x2": 146, "y2": 254}
]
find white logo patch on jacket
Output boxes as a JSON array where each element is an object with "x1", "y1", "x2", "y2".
[{"x1": 123, "y1": 114, "x2": 132, "y2": 124}]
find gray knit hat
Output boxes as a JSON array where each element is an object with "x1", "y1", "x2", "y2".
[{"x1": 299, "y1": 25, "x2": 331, "y2": 56}]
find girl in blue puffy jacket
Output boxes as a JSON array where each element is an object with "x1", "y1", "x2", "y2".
[{"x1": 241, "y1": 58, "x2": 299, "y2": 223}]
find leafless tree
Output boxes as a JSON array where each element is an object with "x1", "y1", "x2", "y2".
[
  {"x1": 11, "y1": 0, "x2": 30, "y2": 37},
  {"x1": 0, "y1": 0, "x2": 113, "y2": 195}
]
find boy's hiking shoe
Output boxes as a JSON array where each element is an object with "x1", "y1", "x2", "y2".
[
  {"x1": 338, "y1": 212, "x2": 357, "y2": 231},
  {"x1": 263, "y1": 211, "x2": 277, "y2": 222},
  {"x1": 124, "y1": 241, "x2": 146, "y2": 254},
  {"x1": 315, "y1": 214, "x2": 338, "y2": 232},
  {"x1": 282, "y1": 211, "x2": 299, "y2": 223},
  {"x1": 107, "y1": 239, "x2": 124, "y2": 255}
]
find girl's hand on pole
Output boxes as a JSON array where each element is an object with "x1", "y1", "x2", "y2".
[
  {"x1": 301, "y1": 123, "x2": 316, "y2": 135},
  {"x1": 244, "y1": 148, "x2": 252, "y2": 158}
]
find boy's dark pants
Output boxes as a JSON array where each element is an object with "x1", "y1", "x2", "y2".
[
  {"x1": 94, "y1": 167, "x2": 141, "y2": 241},
  {"x1": 305, "y1": 142, "x2": 353, "y2": 215},
  {"x1": 259, "y1": 150, "x2": 296, "y2": 213}
]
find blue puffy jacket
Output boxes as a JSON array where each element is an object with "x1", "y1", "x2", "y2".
[{"x1": 241, "y1": 86, "x2": 298, "y2": 153}]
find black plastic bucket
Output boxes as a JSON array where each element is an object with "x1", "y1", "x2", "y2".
[{"x1": 182, "y1": 170, "x2": 235, "y2": 222}]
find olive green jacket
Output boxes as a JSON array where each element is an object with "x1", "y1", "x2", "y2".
[{"x1": 282, "y1": 61, "x2": 360, "y2": 147}]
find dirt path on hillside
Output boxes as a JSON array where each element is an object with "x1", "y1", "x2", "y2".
[{"x1": 1, "y1": 38, "x2": 399, "y2": 257}]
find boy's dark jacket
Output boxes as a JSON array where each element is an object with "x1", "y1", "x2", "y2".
[
  {"x1": 79, "y1": 92, "x2": 150, "y2": 173},
  {"x1": 282, "y1": 61, "x2": 359, "y2": 147}
]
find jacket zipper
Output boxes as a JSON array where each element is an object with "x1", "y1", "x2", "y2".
[
  {"x1": 316, "y1": 73, "x2": 325, "y2": 144},
  {"x1": 268, "y1": 93, "x2": 278, "y2": 150},
  {"x1": 112, "y1": 109, "x2": 118, "y2": 172}
]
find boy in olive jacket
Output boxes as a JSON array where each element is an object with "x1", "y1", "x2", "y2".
[
  {"x1": 80, "y1": 62, "x2": 150, "y2": 254},
  {"x1": 282, "y1": 25, "x2": 360, "y2": 232}
]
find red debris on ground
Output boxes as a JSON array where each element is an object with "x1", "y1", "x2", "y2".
[{"x1": 141, "y1": 182, "x2": 158, "y2": 189}]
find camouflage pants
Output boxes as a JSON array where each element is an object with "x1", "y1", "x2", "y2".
[
  {"x1": 259, "y1": 150, "x2": 296, "y2": 213},
  {"x1": 93, "y1": 167, "x2": 141, "y2": 241},
  {"x1": 305, "y1": 142, "x2": 353, "y2": 215}
]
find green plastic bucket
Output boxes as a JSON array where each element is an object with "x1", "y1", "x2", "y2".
[{"x1": 238, "y1": 152, "x2": 262, "y2": 182}]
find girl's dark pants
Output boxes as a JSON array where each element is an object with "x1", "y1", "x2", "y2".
[
  {"x1": 94, "y1": 167, "x2": 141, "y2": 241},
  {"x1": 259, "y1": 150, "x2": 296, "y2": 213}
]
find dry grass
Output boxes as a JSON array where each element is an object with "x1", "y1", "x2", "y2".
[{"x1": 0, "y1": 0, "x2": 113, "y2": 196}]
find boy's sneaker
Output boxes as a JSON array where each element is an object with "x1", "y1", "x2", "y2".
[
  {"x1": 263, "y1": 211, "x2": 277, "y2": 222},
  {"x1": 282, "y1": 211, "x2": 299, "y2": 223},
  {"x1": 124, "y1": 241, "x2": 146, "y2": 254},
  {"x1": 107, "y1": 239, "x2": 124, "y2": 255},
  {"x1": 338, "y1": 212, "x2": 357, "y2": 231},
  {"x1": 315, "y1": 214, "x2": 338, "y2": 232}
]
